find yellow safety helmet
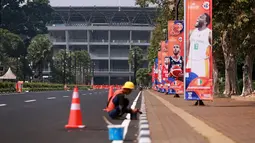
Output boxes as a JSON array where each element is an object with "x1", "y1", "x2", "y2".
[{"x1": 122, "y1": 81, "x2": 135, "y2": 89}]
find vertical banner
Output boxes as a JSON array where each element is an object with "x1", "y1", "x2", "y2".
[
  {"x1": 154, "y1": 58, "x2": 159, "y2": 90},
  {"x1": 151, "y1": 64, "x2": 155, "y2": 90},
  {"x1": 168, "y1": 20, "x2": 184, "y2": 94},
  {"x1": 157, "y1": 49, "x2": 162, "y2": 86},
  {"x1": 184, "y1": 0, "x2": 213, "y2": 100},
  {"x1": 161, "y1": 41, "x2": 170, "y2": 92}
]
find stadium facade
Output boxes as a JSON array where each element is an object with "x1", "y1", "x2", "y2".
[{"x1": 46, "y1": 6, "x2": 156, "y2": 85}]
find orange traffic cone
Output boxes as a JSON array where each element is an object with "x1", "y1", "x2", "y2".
[
  {"x1": 65, "y1": 87, "x2": 85, "y2": 129},
  {"x1": 103, "y1": 86, "x2": 114, "y2": 111}
]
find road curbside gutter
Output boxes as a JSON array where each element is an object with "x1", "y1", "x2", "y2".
[{"x1": 138, "y1": 91, "x2": 152, "y2": 143}]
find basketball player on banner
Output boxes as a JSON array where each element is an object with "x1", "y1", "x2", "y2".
[
  {"x1": 168, "y1": 44, "x2": 184, "y2": 97},
  {"x1": 185, "y1": 0, "x2": 213, "y2": 104}
]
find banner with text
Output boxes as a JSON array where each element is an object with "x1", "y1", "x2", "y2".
[
  {"x1": 168, "y1": 20, "x2": 184, "y2": 94},
  {"x1": 184, "y1": 0, "x2": 213, "y2": 100}
]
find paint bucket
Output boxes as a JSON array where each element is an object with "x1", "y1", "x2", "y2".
[
  {"x1": 107, "y1": 125, "x2": 124, "y2": 141},
  {"x1": 131, "y1": 112, "x2": 138, "y2": 120}
]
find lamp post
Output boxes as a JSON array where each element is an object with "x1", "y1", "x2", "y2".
[
  {"x1": 175, "y1": 0, "x2": 181, "y2": 20},
  {"x1": 23, "y1": 56, "x2": 27, "y2": 82},
  {"x1": 63, "y1": 49, "x2": 67, "y2": 85},
  {"x1": 91, "y1": 61, "x2": 95, "y2": 86},
  {"x1": 17, "y1": 57, "x2": 20, "y2": 81},
  {"x1": 74, "y1": 55, "x2": 77, "y2": 84}
]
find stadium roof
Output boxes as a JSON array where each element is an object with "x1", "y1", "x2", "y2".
[{"x1": 50, "y1": 6, "x2": 158, "y2": 25}]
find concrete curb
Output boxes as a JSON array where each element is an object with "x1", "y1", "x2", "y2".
[{"x1": 138, "y1": 91, "x2": 152, "y2": 143}]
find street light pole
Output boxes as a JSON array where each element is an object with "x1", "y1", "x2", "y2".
[
  {"x1": 175, "y1": 0, "x2": 181, "y2": 20},
  {"x1": 74, "y1": 55, "x2": 77, "y2": 84},
  {"x1": 63, "y1": 49, "x2": 66, "y2": 85},
  {"x1": 91, "y1": 61, "x2": 95, "y2": 86}
]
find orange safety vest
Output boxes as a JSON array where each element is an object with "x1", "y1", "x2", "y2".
[{"x1": 105, "y1": 89, "x2": 124, "y2": 112}]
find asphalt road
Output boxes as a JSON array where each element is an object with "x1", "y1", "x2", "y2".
[{"x1": 0, "y1": 89, "x2": 141, "y2": 143}]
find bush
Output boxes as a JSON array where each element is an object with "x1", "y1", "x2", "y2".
[{"x1": 0, "y1": 82, "x2": 92, "y2": 93}]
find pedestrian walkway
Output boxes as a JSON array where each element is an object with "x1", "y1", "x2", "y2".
[{"x1": 144, "y1": 90, "x2": 255, "y2": 143}]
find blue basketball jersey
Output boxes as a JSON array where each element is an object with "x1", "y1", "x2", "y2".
[{"x1": 168, "y1": 56, "x2": 184, "y2": 73}]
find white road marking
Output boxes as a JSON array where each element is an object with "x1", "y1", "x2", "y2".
[
  {"x1": 89, "y1": 93, "x2": 92, "y2": 95},
  {"x1": 47, "y1": 97, "x2": 56, "y2": 100},
  {"x1": 24, "y1": 99, "x2": 36, "y2": 103},
  {"x1": 63, "y1": 96, "x2": 69, "y2": 98},
  {"x1": 0, "y1": 104, "x2": 7, "y2": 107},
  {"x1": 112, "y1": 91, "x2": 142, "y2": 143},
  {"x1": 82, "y1": 94, "x2": 86, "y2": 95}
]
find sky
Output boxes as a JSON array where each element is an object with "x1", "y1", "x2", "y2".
[{"x1": 50, "y1": 0, "x2": 138, "y2": 7}]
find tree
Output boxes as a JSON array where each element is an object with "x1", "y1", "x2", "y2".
[
  {"x1": 27, "y1": 34, "x2": 52, "y2": 81},
  {"x1": 214, "y1": 0, "x2": 255, "y2": 96},
  {"x1": 51, "y1": 49, "x2": 91, "y2": 84},
  {"x1": 1, "y1": 0, "x2": 53, "y2": 39},
  {"x1": 128, "y1": 46, "x2": 144, "y2": 69},
  {"x1": 74, "y1": 50, "x2": 91, "y2": 84},
  {"x1": 0, "y1": 28, "x2": 24, "y2": 58},
  {"x1": 0, "y1": 28, "x2": 25, "y2": 79},
  {"x1": 136, "y1": 0, "x2": 179, "y2": 72},
  {"x1": 136, "y1": 68, "x2": 151, "y2": 86}
]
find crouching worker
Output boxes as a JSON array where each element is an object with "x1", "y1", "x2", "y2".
[{"x1": 104, "y1": 81, "x2": 141, "y2": 120}]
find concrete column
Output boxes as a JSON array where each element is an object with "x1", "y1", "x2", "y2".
[
  {"x1": 129, "y1": 30, "x2": 132, "y2": 72},
  {"x1": 87, "y1": 30, "x2": 90, "y2": 53},
  {"x1": 108, "y1": 30, "x2": 111, "y2": 72},
  {"x1": 150, "y1": 31, "x2": 153, "y2": 40},
  {"x1": 65, "y1": 30, "x2": 69, "y2": 51},
  {"x1": 108, "y1": 75, "x2": 111, "y2": 85}
]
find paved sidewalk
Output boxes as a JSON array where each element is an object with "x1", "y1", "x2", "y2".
[{"x1": 144, "y1": 90, "x2": 255, "y2": 143}]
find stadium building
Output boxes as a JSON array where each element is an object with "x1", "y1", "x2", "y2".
[{"x1": 46, "y1": 6, "x2": 156, "y2": 85}]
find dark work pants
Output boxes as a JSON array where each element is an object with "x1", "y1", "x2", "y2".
[{"x1": 108, "y1": 97, "x2": 131, "y2": 119}]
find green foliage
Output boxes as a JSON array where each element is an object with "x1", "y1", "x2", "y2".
[
  {"x1": 0, "y1": 28, "x2": 24, "y2": 58},
  {"x1": 51, "y1": 50, "x2": 91, "y2": 84},
  {"x1": 128, "y1": 46, "x2": 144, "y2": 69},
  {"x1": 27, "y1": 34, "x2": 52, "y2": 81},
  {"x1": 0, "y1": 0, "x2": 53, "y2": 81},
  {"x1": 136, "y1": 68, "x2": 151, "y2": 86},
  {"x1": 1, "y1": 0, "x2": 53, "y2": 40},
  {"x1": 27, "y1": 34, "x2": 52, "y2": 65}
]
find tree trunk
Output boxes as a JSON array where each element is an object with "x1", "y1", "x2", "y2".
[
  {"x1": 213, "y1": 57, "x2": 220, "y2": 94},
  {"x1": 241, "y1": 49, "x2": 255, "y2": 96},
  {"x1": 222, "y1": 30, "x2": 238, "y2": 97}
]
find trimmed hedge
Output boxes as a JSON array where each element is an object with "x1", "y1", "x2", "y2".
[{"x1": 0, "y1": 82, "x2": 92, "y2": 93}]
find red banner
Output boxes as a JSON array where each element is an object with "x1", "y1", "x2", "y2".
[
  {"x1": 184, "y1": 0, "x2": 213, "y2": 101},
  {"x1": 168, "y1": 20, "x2": 184, "y2": 94}
]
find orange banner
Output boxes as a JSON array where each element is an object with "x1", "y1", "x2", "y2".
[
  {"x1": 167, "y1": 20, "x2": 184, "y2": 94},
  {"x1": 161, "y1": 41, "x2": 169, "y2": 83},
  {"x1": 157, "y1": 49, "x2": 162, "y2": 83},
  {"x1": 184, "y1": 0, "x2": 213, "y2": 101}
]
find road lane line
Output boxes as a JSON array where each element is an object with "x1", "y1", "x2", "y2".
[
  {"x1": 0, "y1": 104, "x2": 7, "y2": 107},
  {"x1": 63, "y1": 96, "x2": 69, "y2": 98},
  {"x1": 82, "y1": 94, "x2": 86, "y2": 95},
  {"x1": 24, "y1": 99, "x2": 36, "y2": 103},
  {"x1": 47, "y1": 97, "x2": 56, "y2": 100},
  {"x1": 89, "y1": 93, "x2": 92, "y2": 95},
  {"x1": 112, "y1": 91, "x2": 142, "y2": 143}
]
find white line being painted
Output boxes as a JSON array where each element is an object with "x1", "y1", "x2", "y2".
[
  {"x1": 0, "y1": 104, "x2": 7, "y2": 107},
  {"x1": 24, "y1": 99, "x2": 36, "y2": 103},
  {"x1": 47, "y1": 97, "x2": 56, "y2": 100},
  {"x1": 63, "y1": 96, "x2": 69, "y2": 98},
  {"x1": 112, "y1": 91, "x2": 142, "y2": 143}
]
